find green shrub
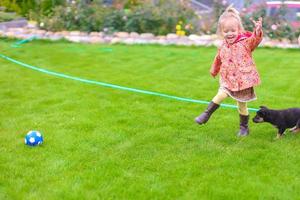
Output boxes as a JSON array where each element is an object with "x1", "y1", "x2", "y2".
[
  {"x1": 0, "y1": 0, "x2": 65, "y2": 19},
  {"x1": 39, "y1": 3, "x2": 112, "y2": 32},
  {"x1": 103, "y1": 0, "x2": 199, "y2": 35},
  {"x1": 0, "y1": 11, "x2": 20, "y2": 22},
  {"x1": 103, "y1": 10, "x2": 127, "y2": 33},
  {"x1": 0, "y1": 0, "x2": 21, "y2": 13},
  {"x1": 38, "y1": 0, "x2": 198, "y2": 35}
]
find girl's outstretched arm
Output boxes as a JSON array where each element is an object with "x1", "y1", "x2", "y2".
[{"x1": 246, "y1": 17, "x2": 263, "y2": 51}]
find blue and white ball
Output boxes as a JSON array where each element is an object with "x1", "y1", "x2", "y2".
[{"x1": 25, "y1": 130, "x2": 43, "y2": 146}]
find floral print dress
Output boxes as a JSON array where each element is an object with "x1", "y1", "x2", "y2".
[{"x1": 210, "y1": 30, "x2": 263, "y2": 102}]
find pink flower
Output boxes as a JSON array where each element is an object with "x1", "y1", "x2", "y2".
[{"x1": 271, "y1": 24, "x2": 277, "y2": 30}]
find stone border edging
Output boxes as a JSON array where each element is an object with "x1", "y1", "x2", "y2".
[{"x1": 0, "y1": 27, "x2": 299, "y2": 49}]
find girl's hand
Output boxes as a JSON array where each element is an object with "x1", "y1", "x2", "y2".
[
  {"x1": 210, "y1": 69, "x2": 217, "y2": 78},
  {"x1": 251, "y1": 17, "x2": 263, "y2": 35}
]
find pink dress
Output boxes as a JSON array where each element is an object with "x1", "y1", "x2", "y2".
[{"x1": 210, "y1": 30, "x2": 263, "y2": 102}]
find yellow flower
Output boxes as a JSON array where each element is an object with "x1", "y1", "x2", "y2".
[
  {"x1": 179, "y1": 21, "x2": 183, "y2": 24},
  {"x1": 177, "y1": 30, "x2": 185, "y2": 36},
  {"x1": 176, "y1": 25, "x2": 181, "y2": 30}
]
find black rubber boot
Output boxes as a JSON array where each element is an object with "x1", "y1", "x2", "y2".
[
  {"x1": 195, "y1": 101, "x2": 220, "y2": 125},
  {"x1": 238, "y1": 114, "x2": 249, "y2": 136}
]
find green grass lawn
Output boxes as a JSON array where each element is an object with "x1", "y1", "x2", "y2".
[{"x1": 0, "y1": 38, "x2": 300, "y2": 199}]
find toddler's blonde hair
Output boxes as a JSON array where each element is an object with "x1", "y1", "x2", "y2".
[{"x1": 217, "y1": 5, "x2": 244, "y2": 36}]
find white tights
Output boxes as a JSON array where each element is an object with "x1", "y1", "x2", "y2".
[{"x1": 212, "y1": 89, "x2": 249, "y2": 116}]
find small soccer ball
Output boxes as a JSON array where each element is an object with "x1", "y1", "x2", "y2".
[{"x1": 25, "y1": 130, "x2": 43, "y2": 146}]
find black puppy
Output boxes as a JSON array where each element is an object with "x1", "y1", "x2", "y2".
[{"x1": 253, "y1": 106, "x2": 300, "y2": 138}]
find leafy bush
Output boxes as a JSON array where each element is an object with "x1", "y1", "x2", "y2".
[
  {"x1": 0, "y1": 0, "x2": 21, "y2": 13},
  {"x1": 103, "y1": 9, "x2": 127, "y2": 33},
  {"x1": 0, "y1": 11, "x2": 21, "y2": 22},
  {"x1": 39, "y1": 3, "x2": 112, "y2": 32},
  {"x1": 103, "y1": 0, "x2": 199, "y2": 35},
  {"x1": 0, "y1": 0, "x2": 65, "y2": 19},
  {"x1": 37, "y1": 0, "x2": 198, "y2": 35}
]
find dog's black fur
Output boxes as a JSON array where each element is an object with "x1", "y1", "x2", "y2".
[{"x1": 253, "y1": 106, "x2": 300, "y2": 138}]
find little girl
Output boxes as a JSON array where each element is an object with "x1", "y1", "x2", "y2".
[{"x1": 195, "y1": 6, "x2": 263, "y2": 136}]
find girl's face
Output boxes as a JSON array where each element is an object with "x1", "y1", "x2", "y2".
[{"x1": 221, "y1": 18, "x2": 240, "y2": 44}]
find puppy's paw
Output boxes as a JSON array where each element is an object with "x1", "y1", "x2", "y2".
[
  {"x1": 275, "y1": 133, "x2": 284, "y2": 139},
  {"x1": 292, "y1": 128, "x2": 300, "y2": 133},
  {"x1": 290, "y1": 126, "x2": 300, "y2": 133}
]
